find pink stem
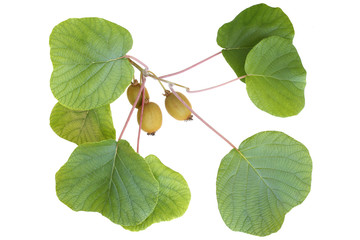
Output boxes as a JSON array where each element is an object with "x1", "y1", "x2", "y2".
[
  {"x1": 159, "y1": 51, "x2": 222, "y2": 79},
  {"x1": 118, "y1": 82, "x2": 145, "y2": 141},
  {"x1": 137, "y1": 77, "x2": 147, "y2": 153},
  {"x1": 168, "y1": 85, "x2": 237, "y2": 150},
  {"x1": 125, "y1": 55, "x2": 149, "y2": 72},
  {"x1": 187, "y1": 75, "x2": 247, "y2": 93}
]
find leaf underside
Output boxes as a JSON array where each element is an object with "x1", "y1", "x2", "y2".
[
  {"x1": 50, "y1": 102, "x2": 116, "y2": 145},
  {"x1": 216, "y1": 131, "x2": 312, "y2": 236},
  {"x1": 50, "y1": 17, "x2": 134, "y2": 110},
  {"x1": 56, "y1": 140, "x2": 159, "y2": 226},
  {"x1": 123, "y1": 155, "x2": 191, "y2": 231},
  {"x1": 245, "y1": 36, "x2": 306, "y2": 117},
  {"x1": 217, "y1": 3, "x2": 294, "y2": 80}
]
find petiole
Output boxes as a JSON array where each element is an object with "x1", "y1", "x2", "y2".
[{"x1": 160, "y1": 51, "x2": 222, "y2": 79}]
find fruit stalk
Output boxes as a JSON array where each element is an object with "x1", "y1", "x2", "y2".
[
  {"x1": 125, "y1": 55, "x2": 149, "y2": 73},
  {"x1": 148, "y1": 73, "x2": 189, "y2": 90}
]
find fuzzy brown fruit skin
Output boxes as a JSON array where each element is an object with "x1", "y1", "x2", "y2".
[
  {"x1": 137, "y1": 102, "x2": 162, "y2": 134},
  {"x1": 127, "y1": 83, "x2": 150, "y2": 108},
  {"x1": 165, "y1": 92, "x2": 192, "y2": 121}
]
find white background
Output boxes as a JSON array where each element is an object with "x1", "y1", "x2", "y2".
[{"x1": 1, "y1": 0, "x2": 359, "y2": 239}]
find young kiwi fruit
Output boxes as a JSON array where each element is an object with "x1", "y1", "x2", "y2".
[
  {"x1": 127, "y1": 80, "x2": 150, "y2": 108},
  {"x1": 137, "y1": 102, "x2": 162, "y2": 135},
  {"x1": 165, "y1": 91, "x2": 193, "y2": 121}
]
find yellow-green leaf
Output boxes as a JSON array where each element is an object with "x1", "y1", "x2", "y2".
[{"x1": 50, "y1": 102, "x2": 115, "y2": 145}]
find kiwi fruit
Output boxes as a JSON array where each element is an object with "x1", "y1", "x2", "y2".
[
  {"x1": 165, "y1": 92, "x2": 192, "y2": 121},
  {"x1": 137, "y1": 102, "x2": 162, "y2": 135},
  {"x1": 127, "y1": 81, "x2": 150, "y2": 108}
]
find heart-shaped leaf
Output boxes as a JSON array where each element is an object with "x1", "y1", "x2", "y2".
[
  {"x1": 245, "y1": 36, "x2": 306, "y2": 117},
  {"x1": 217, "y1": 4, "x2": 294, "y2": 80},
  {"x1": 124, "y1": 155, "x2": 191, "y2": 231},
  {"x1": 50, "y1": 17, "x2": 134, "y2": 110},
  {"x1": 56, "y1": 140, "x2": 159, "y2": 226},
  {"x1": 50, "y1": 102, "x2": 116, "y2": 145},
  {"x1": 216, "y1": 131, "x2": 312, "y2": 236}
]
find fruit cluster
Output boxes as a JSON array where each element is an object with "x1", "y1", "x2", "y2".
[{"x1": 126, "y1": 80, "x2": 193, "y2": 135}]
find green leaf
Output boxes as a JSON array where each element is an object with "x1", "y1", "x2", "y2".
[
  {"x1": 50, "y1": 17, "x2": 134, "y2": 110},
  {"x1": 216, "y1": 131, "x2": 312, "y2": 236},
  {"x1": 56, "y1": 140, "x2": 159, "y2": 226},
  {"x1": 50, "y1": 102, "x2": 116, "y2": 145},
  {"x1": 217, "y1": 3, "x2": 294, "y2": 80},
  {"x1": 245, "y1": 36, "x2": 306, "y2": 117},
  {"x1": 124, "y1": 155, "x2": 191, "y2": 231}
]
